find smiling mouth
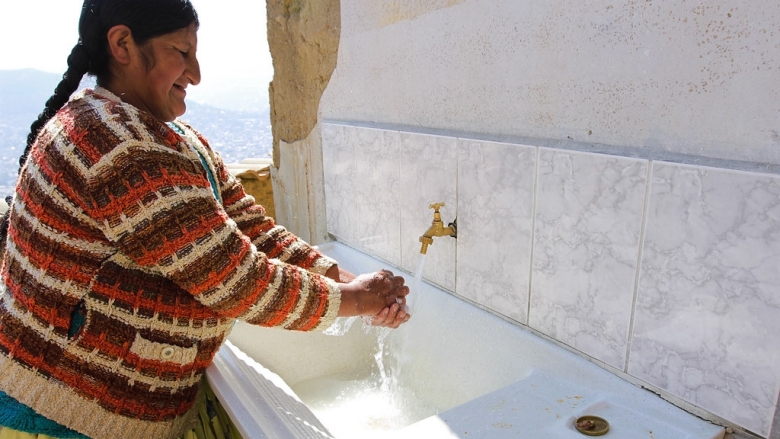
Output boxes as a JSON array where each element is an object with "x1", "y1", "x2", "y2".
[{"x1": 174, "y1": 84, "x2": 187, "y2": 95}]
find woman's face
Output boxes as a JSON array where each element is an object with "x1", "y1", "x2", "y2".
[{"x1": 124, "y1": 23, "x2": 201, "y2": 122}]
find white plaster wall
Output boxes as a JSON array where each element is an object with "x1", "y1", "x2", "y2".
[{"x1": 321, "y1": 0, "x2": 780, "y2": 168}]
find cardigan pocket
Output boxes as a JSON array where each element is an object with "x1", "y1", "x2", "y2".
[
  {"x1": 67, "y1": 300, "x2": 87, "y2": 339},
  {"x1": 129, "y1": 333, "x2": 199, "y2": 366}
]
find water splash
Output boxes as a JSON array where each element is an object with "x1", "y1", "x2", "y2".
[
  {"x1": 295, "y1": 255, "x2": 434, "y2": 438},
  {"x1": 323, "y1": 316, "x2": 358, "y2": 336}
]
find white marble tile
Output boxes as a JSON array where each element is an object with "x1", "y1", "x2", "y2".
[
  {"x1": 529, "y1": 149, "x2": 648, "y2": 369},
  {"x1": 322, "y1": 123, "x2": 358, "y2": 245},
  {"x1": 628, "y1": 163, "x2": 780, "y2": 437},
  {"x1": 400, "y1": 132, "x2": 457, "y2": 292},
  {"x1": 354, "y1": 127, "x2": 402, "y2": 266},
  {"x1": 456, "y1": 139, "x2": 536, "y2": 325}
]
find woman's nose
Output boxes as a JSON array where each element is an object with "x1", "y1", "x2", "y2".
[{"x1": 187, "y1": 56, "x2": 201, "y2": 86}]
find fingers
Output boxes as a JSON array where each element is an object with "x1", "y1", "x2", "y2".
[{"x1": 370, "y1": 302, "x2": 411, "y2": 329}]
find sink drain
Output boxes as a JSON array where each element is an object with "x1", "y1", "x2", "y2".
[{"x1": 575, "y1": 415, "x2": 610, "y2": 436}]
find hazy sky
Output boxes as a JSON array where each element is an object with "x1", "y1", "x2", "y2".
[{"x1": 0, "y1": 0, "x2": 273, "y2": 109}]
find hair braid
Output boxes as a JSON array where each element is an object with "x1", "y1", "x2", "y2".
[
  {"x1": 1, "y1": 43, "x2": 89, "y2": 249},
  {"x1": 22, "y1": 44, "x2": 90, "y2": 168}
]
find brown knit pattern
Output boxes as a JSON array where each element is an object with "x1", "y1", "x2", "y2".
[{"x1": 0, "y1": 88, "x2": 340, "y2": 439}]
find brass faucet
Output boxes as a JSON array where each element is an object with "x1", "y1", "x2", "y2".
[{"x1": 419, "y1": 202, "x2": 457, "y2": 254}]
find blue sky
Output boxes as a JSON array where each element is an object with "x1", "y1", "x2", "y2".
[{"x1": 0, "y1": 0, "x2": 273, "y2": 110}]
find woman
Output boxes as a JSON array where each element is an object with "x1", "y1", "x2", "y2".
[{"x1": 0, "y1": 1, "x2": 410, "y2": 438}]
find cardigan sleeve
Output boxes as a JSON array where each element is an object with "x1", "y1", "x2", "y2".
[
  {"x1": 87, "y1": 134, "x2": 341, "y2": 331},
  {"x1": 186, "y1": 123, "x2": 337, "y2": 276}
]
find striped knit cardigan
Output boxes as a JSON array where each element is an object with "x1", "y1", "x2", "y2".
[{"x1": 0, "y1": 88, "x2": 341, "y2": 439}]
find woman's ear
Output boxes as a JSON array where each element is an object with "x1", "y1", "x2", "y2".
[{"x1": 106, "y1": 24, "x2": 135, "y2": 65}]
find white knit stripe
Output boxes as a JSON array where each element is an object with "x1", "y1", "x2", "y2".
[
  {"x1": 69, "y1": 346, "x2": 204, "y2": 390},
  {"x1": 53, "y1": 135, "x2": 90, "y2": 177},
  {"x1": 101, "y1": 185, "x2": 222, "y2": 244},
  {"x1": 48, "y1": 120, "x2": 90, "y2": 178},
  {"x1": 195, "y1": 247, "x2": 257, "y2": 308},
  {"x1": 20, "y1": 162, "x2": 102, "y2": 229},
  {"x1": 223, "y1": 206, "x2": 258, "y2": 223},
  {"x1": 308, "y1": 254, "x2": 338, "y2": 275},
  {"x1": 94, "y1": 103, "x2": 141, "y2": 141},
  {"x1": 89, "y1": 139, "x2": 187, "y2": 175},
  {"x1": 129, "y1": 333, "x2": 198, "y2": 365},
  {"x1": 0, "y1": 354, "x2": 202, "y2": 439},
  {"x1": 86, "y1": 87, "x2": 159, "y2": 145},
  {"x1": 14, "y1": 205, "x2": 114, "y2": 256},
  {"x1": 85, "y1": 298, "x2": 235, "y2": 338},
  {"x1": 238, "y1": 259, "x2": 287, "y2": 322},
  {"x1": 277, "y1": 270, "x2": 313, "y2": 328},
  {"x1": 108, "y1": 252, "x2": 164, "y2": 275},
  {"x1": 222, "y1": 195, "x2": 257, "y2": 216},
  {"x1": 246, "y1": 223, "x2": 293, "y2": 252},
  {"x1": 156, "y1": 219, "x2": 239, "y2": 277},
  {"x1": 311, "y1": 278, "x2": 342, "y2": 331},
  {"x1": 105, "y1": 100, "x2": 157, "y2": 144},
  {"x1": 3, "y1": 240, "x2": 90, "y2": 301}
]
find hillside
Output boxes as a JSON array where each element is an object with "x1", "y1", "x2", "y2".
[{"x1": 0, "y1": 69, "x2": 272, "y2": 195}]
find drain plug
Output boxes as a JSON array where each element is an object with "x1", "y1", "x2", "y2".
[{"x1": 575, "y1": 415, "x2": 610, "y2": 436}]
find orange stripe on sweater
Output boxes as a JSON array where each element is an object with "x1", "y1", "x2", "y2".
[
  {"x1": 130, "y1": 212, "x2": 228, "y2": 267},
  {"x1": 4, "y1": 278, "x2": 74, "y2": 331},
  {"x1": 33, "y1": 154, "x2": 95, "y2": 214},
  {"x1": 59, "y1": 113, "x2": 103, "y2": 165},
  {"x1": 13, "y1": 186, "x2": 103, "y2": 242},
  {"x1": 0, "y1": 331, "x2": 192, "y2": 419},
  {"x1": 90, "y1": 170, "x2": 211, "y2": 219},
  {"x1": 263, "y1": 267, "x2": 301, "y2": 327},
  {"x1": 88, "y1": 281, "x2": 217, "y2": 320},
  {"x1": 299, "y1": 251, "x2": 321, "y2": 270},
  {"x1": 189, "y1": 237, "x2": 252, "y2": 294},
  {"x1": 298, "y1": 276, "x2": 330, "y2": 331},
  {"x1": 8, "y1": 229, "x2": 94, "y2": 286}
]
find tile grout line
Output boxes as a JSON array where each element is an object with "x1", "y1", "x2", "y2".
[
  {"x1": 352, "y1": 126, "x2": 360, "y2": 248},
  {"x1": 526, "y1": 147, "x2": 541, "y2": 326},
  {"x1": 624, "y1": 161, "x2": 653, "y2": 374},
  {"x1": 453, "y1": 137, "x2": 459, "y2": 296},
  {"x1": 396, "y1": 130, "x2": 403, "y2": 271}
]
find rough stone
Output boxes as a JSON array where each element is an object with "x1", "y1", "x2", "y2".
[{"x1": 266, "y1": 0, "x2": 340, "y2": 165}]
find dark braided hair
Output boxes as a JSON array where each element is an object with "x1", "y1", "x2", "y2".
[{"x1": 0, "y1": 0, "x2": 199, "y2": 249}]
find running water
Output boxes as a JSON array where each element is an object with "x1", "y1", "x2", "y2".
[
  {"x1": 404, "y1": 253, "x2": 426, "y2": 315},
  {"x1": 293, "y1": 255, "x2": 432, "y2": 438}
]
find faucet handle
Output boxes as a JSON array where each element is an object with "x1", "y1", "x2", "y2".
[{"x1": 428, "y1": 202, "x2": 445, "y2": 212}]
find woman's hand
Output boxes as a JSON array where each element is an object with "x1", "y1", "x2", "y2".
[
  {"x1": 370, "y1": 302, "x2": 410, "y2": 328},
  {"x1": 337, "y1": 270, "x2": 410, "y2": 318}
]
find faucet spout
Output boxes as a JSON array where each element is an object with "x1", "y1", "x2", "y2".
[{"x1": 419, "y1": 202, "x2": 457, "y2": 254}]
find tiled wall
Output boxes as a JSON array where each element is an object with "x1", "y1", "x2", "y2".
[{"x1": 321, "y1": 122, "x2": 780, "y2": 438}]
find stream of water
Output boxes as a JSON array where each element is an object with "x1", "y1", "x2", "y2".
[{"x1": 293, "y1": 255, "x2": 431, "y2": 438}]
